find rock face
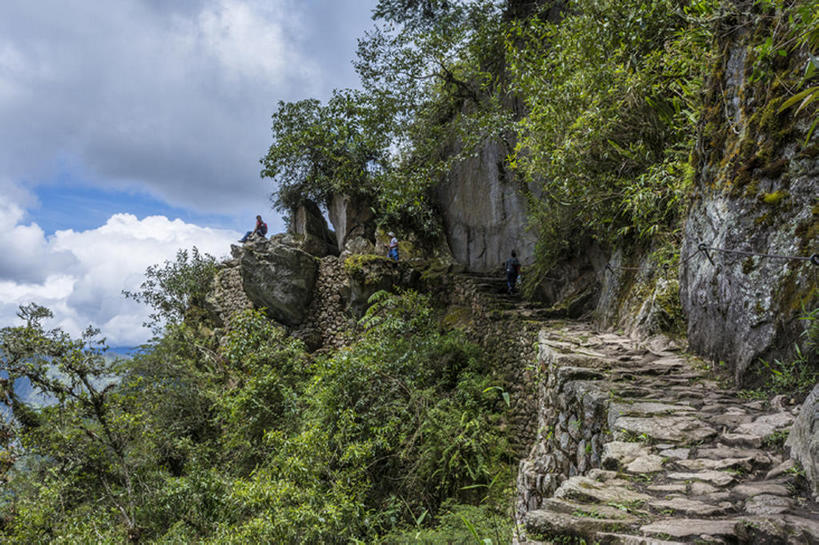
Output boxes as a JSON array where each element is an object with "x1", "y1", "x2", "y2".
[
  {"x1": 290, "y1": 200, "x2": 338, "y2": 257},
  {"x1": 343, "y1": 256, "x2": 420, "y2": 317},
  {"x1": 235, "y1": 240, "x2": 318, "y2": 326},
  {"x1": 328, "y1": 193, "x2": 375, "y2": 252},
  {"x1": 679, "y1": 19, "x2": 818, "y2": 383},
  {"x1": 436, "y1": 139, "x2": 536, "y2": 272},
  {"x1": 787, "y1": 384, "x2": 819, "y2": 499}
]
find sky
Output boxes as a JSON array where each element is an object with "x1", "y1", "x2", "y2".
[{"x1": 0, "y1": 0, "x2": 379, "y2": 346}]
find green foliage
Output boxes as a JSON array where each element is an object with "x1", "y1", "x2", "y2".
[
  {"x1": 0, "y1": 288, "x2": 512, "y2": 543},
  {"x1": 260, "y1": 90, "x2": 389, "y2": 214},
  {"x1": 0, "y1": 304, "x2": 141, "y2": 541},
  {"x1": 214, "y1": 310, "x2": 308, "y2": 472},
  {"x1": 380, "y1": 502, "x2": 512, "y2": 544},
  {"x1": 740, "y1": 306, "x2": 819, "y2": 401},
  {"x1": 772, "y1": 0, "x2": 819, "y2": 143},
  {"x1": 508, "y1": 0, "x2": 716, "y2": 276},
  {"x1": 355, "y1": 0, "x2": 516, "y2": 237},
  {"x1": 122, "y1": 247, "x2": 218, "y2": 333},
  {"x1": 309, "y1": 290, "x2": 512, "y2": 532}
]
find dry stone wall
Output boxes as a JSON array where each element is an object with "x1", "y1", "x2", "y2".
[
  {"x1": 205, "y1": 257, "x2": 253, "y2": 327},
  {"x1": 436, "y1": 273, "x2": 544, "y2": 457},
  {"x1": 296, "y1": 256, "x2": 355, "y2": 350}
]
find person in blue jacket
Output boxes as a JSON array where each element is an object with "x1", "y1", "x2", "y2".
[{"x1": 386, "y1": 232, "x2": 399, "y2": 261}]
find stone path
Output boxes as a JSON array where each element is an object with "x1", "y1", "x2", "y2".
[
  {"x1": 514, "y1": 323, "x2": 819, "y2": 544},
  {"x1": 458, "y1": 272, "x2": 566, "y2": 321}
]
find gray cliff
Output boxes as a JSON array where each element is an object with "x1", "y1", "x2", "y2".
[
  {"x1": 436, "y1": 139, "x2": 536, "y2": 273},
  {"x1": 679, "y1": 23, "x2": 818, "y2": 384}
]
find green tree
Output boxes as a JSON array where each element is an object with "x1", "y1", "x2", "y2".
[
  {"x1": 260, "y1": 90, "x2": 389, "y2": 214},
  {"x1": 262, "y1": 1, "x2": 524, "y2": 239},
  {"x1": 355, "y1": 0, "x2": 519, "y2": 236},
  {"x1": 122, "y1": 247, "x2": 218, "y2": 334},
  {"x1": 0, "y1": 304, "x2": 141, "y2": 542}
]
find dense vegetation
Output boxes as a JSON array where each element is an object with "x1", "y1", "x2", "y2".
[
  {"x1": 262, "y1": 0, "x2": 816, "y2": 279},
  {"x1": 2, "y1": 0, "x2": 816, "y2": 542},
  {"x1": 0, "y1": 252, "x2": 513, "y2": 542}
]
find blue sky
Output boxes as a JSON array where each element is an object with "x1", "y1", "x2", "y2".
[{"x1": 0, "y1": 0, "x2": 379, "y2": 345}]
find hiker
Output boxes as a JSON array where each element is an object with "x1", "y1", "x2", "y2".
[
  {"x1": 239, "y1": 215, "x2": 268, "y2": 243},
  {"x1": 505, "y1": 251, "x2": 521, "y2": 294},
  {"x1": 385, "y1": 232, "x2": 399, "y2": 262}
]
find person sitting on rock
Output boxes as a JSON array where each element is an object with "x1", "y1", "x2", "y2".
[
  {"x1": 505, "y1": 250, "x2": 521, "y2": 294},
  {"x1": 239, "y1": 215, "x2": 268, "y2": 243},
  {"x1": 385, "y1": 232, "x2": 399, "y2": 262}
]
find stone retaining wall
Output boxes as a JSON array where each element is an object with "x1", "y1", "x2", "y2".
[
  {"x1": 516, "y1": 331, "x2": 617, "y2": 515},
  {"x1": 206, "y1": 258, "x2": 253, "y2": 326},
  {"x1": 298, "y1": 257, "x2": 355, "y2": 349},
  {"x1": 439, "y1": 275, "x2": 541, "y2": 458}
]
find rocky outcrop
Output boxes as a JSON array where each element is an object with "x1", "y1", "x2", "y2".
[
  {"x1": 237, "y1": 240, "x2": 318, "y2": 326},
  {"x1": 596, "y1": 247, "x2": 686, "y2": 341},
  {"x1": 205, "y1": 239, "x2": 319, "y2": 327},
  {"x1": 436, "y1": 139, "x2": 536, "y2": 272},
  {"x1": 328, "y1": 193, "x2": 375, "y2": 252},
  {"x1": 679, "y1": 11, "x2": 818, "y2": 384},
  {"x1": 290, "y1": 200, "x2": 338, "y2": 257},
  {"x1": 515, "y1": 324, "x2": 819, "y2": 544},
  {"x1": 787, "y1": 384, "x2": 819, "y2": 499},
  {"x1": 344, "y1": 255, "x2": 419, "y2": 317}
]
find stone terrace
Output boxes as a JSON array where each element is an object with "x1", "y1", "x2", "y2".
[{"x1": 515, "y1": 323, "x2": 818, "y2": 544}]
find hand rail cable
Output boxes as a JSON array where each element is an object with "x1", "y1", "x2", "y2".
[{"x1": 604, "y1": 242, "x2": 818, "y2": 274}]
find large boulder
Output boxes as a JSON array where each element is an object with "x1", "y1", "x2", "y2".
[
  {"x1": 235, "y1": 240, "x2": 318, "y2": 326},
  {"x1": 328, "y1": 194, "x2": 375, "y2": 251},
  {"x1": 786, "y1": 384, "x2": 819, "y2": 500},
  {"x1": 290, "y1": 200, "x2": 338, "y2": 257}
]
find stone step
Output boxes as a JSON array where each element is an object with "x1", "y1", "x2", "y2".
[
  {"x1": 595, "y1": 533, "x2": 687, "y2": 545},
  {"x1": 525, "y1": 508, "x2": 638, "y2": 540},
  {"x1": 514, "y1": 323, "x2": 819, "y2": 545},
  {"x1": 639, "y1": 518, "x2": 741, "y2": 542}
]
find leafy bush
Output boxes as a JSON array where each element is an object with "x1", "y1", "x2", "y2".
[
  {"x1": 508, "y1": 0, "x2": 716, "y2": 275},
  {"x1": 1, "y1": 289, "x2": 512, "y2": 543},
  {"x1": 307, "y1": 290, "x2": 512, "y2": 535}
]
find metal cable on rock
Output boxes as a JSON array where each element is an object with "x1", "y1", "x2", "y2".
[
  {"x1": 699, "y1": 243, "x2": 818, "y2": 266},
  {"x1": 603, "y1": 242, "x2": 816, "y2": 275}
]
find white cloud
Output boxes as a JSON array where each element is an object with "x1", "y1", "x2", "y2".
[
  {"x1": 0, "y1": 208, "x2": 238, "y2": 347},
  {"x1": 197, "y1": 0, "x2": 315, "y2": 84},
  {"x1": 0, "y1": 0, "x2": 360, "y2": 215},
  {"x1": 0, "y1": 200, "x2": 78, "y2": 283}
]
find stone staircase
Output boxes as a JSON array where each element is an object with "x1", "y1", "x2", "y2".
[
  {"x1": 448, "y1": 271, "x2": 817, "y2": 544},
  {"x1": 457, "y1": 272, "x2": 565, "y2": 321},
  {"x1": 515, "y1": 323, "x2": 819, "y2": 545}
]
